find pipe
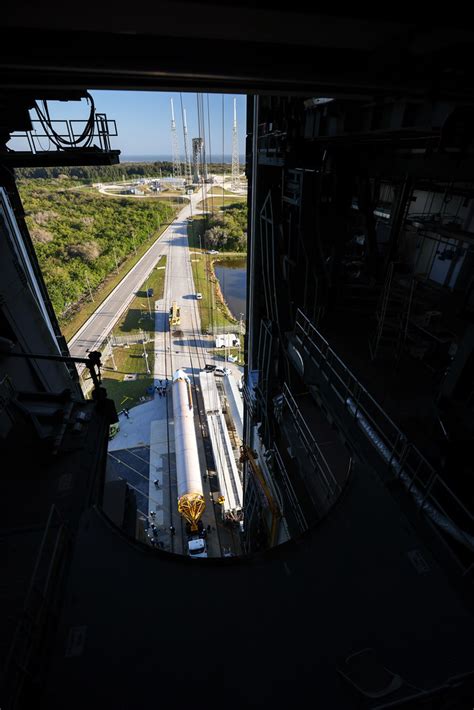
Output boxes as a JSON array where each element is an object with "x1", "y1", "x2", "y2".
[{"x1": 346, "y1": 398, "x2": 474, "y2": 552}]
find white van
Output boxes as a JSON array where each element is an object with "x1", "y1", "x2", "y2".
[
  {"x1": 188, "y1": 537, "x2": 208, "y2": 558},
  {"x1": 215, "y1": 333, "x2": 240, "y2": 348},
  {"x1": 214, "y1": 367, "x2": 231, "y2": 376}
]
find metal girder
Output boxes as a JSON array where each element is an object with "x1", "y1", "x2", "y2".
[
  {"x1": 2, "y1": 22, "x2": 474, "y2": 101},
  {"x1": 0, "y1": 149, "x2": 121, "y2": 168}
]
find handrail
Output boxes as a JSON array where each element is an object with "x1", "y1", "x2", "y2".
[
  {"x1": 273, "y1": 444, "x2": 309, "y2": 532},
  {"x1": 282, "y1": 382, "x2": 341, "y2": 500},
  {"x1": 294, "y1": 308, "x2": 473, "y2": 573},
  {"x1": 10, "y1": 117, "x2": 118, "y2": 155},
  {"x1": 296, "y1": 309, "x2": 403, "y2": 454}
]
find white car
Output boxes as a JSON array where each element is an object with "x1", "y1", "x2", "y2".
[
  {"x1": 196, "y1": 292, "x2": 202, "y2": 300},
  {"x1": 214, "y1": 367, "x2": 231, "y2": 376},
  {"x1": 227, "y1": 355, "x2": 237, "y2": 363},
  {"x1": 207, "y1": 249, "x2": 219, "y2": 254}
]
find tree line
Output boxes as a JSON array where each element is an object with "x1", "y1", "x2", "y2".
[
  {"x1": 203, "y1": 202, "x2": 247, "y2": 252},
  {"x1": 17, "y1": 178, "x2": 176, "y2": 322},
  {"x1": 15, "y1": 161, "x2": 235, "y2": 182}
]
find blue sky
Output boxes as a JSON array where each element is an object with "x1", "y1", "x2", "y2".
[{"x1": 21, "y1": 91, "x2": 247, "y2": 159}]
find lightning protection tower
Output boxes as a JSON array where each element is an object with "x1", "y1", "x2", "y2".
[
  {"x1": 231, "y1": 98, "x2": 240, "y2": 190},
  {"x1": 182, "y1": 108, "x2": 192, "y2": 185},
  {"x1": 170, "y1": 99, "x2": 182, "y2": 180},
  {"x1": 192, "y1": 137, "x2": 203, "y2": 184}
]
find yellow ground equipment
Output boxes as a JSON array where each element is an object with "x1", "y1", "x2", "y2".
[{"x1": 169, "y1": 301, "x2": 181, "y2": 326}]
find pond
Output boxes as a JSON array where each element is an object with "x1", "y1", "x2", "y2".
[{"x1": 214, "y1": 258, "x2": 247, "y2": 320}]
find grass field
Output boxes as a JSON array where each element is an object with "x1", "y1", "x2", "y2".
[
  {"x1": 62, "y1": 217, "x2": 176, "y2": 342},
  {"x1": 187, "y1": 218, "x2": 237, "y2": 333},
  {"x1": 99, "y1": 255, "x2": 167, "y2": 410},
  {"x1": 196, "y1": 195, "x2": 246, "y2": 212},
  {"x1": 101, "y1": 342, "x2": 155, "y2": 412},
  {"x1": 187, "y1": 214, "x2": 207, "y2": 249},
  {"x1": 207, "y1": 186, "x2": 246, "y2": 197},
  {"x1": 208, "y1": 346, "x2": 245, "y2": 366},
  {"x1": 190, "y1": 253, "x2": 237, "y2": 332},
  {"x1": 112, "y1": 255, "x2": 166, "y2": 336}
]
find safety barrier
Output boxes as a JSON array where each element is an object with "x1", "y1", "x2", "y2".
[{"x1": 294, "y1": 308, "x2": 474, "y2": 576}]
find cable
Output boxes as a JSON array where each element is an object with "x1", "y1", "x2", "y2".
[
  {"x1": 222, "y1": 94, "x2": 225, "y2": 210},
  {"x1": 33, "y1": 93, "x2": 96, "y2": 150},
  {"x1": 48, "y1": 93, "x2": 95, "y2": 146},
  {"x1": 206, "y1": 94, "x2": 213, "y2": 176},
  {"x1": 179, "y1": 92, "x2": 191, "y2": 184}
]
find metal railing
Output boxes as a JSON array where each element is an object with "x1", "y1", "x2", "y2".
[
  {"x1": 242, "y1": 382, "x2": 256, "y2": 419},
  {"x1": 296, "y1": 308, "x2": 413, "y2": 467},
  {"x1": 109, "y1": 331, "x2": 151, "y2": 346},
  {"x1": 273, "y1": 444, "x2": 309, "y2": 533},
  {"x1": 281, "y1": 382, "x2": 342, "y2": 501},
  {"x1": 9, "y1": 116, "x2": 118, "y2": 155},
  {"x1": 294, "y1": 308, "x2": 474, "y2": 575}
]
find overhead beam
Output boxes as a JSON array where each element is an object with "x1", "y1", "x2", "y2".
[
  {"x1": 0, "y1": 149, "x2": 121, "y2": 168},
  {"x1": 2, "y1": 29, "x2": 474, "y2": 101}
]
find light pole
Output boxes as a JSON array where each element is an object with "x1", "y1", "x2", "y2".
[
  {"x1": 146, "y1": 287, "x2": 151, "y2": 317},
  {"x1": 142, "y1": 333, "x2": 150, "y2": 375},
  {"x1": 239, "y1": 313, "x2": 244, "y2": 364},
  {"x1": 85, "y1": 273, "x2": 94, "y2": 303},
  {"x1": 107, "y1": 336, "x2": 117, "y2": 371}
]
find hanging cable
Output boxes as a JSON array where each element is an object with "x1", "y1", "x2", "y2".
[
  {"x1": 33, "y1": 93, "x2": 96, "y2": 150},
  {"x1": 222, "y1": 94, "x2": 225, "y2": 210},
  {"x1": 179, "y1": 92, "x2": 191, "y2": 185},
  {"x1": 200, "y1": 94, "x2": 207, "y2": 180},
  {"x1": 196, "y1": 93, "x2": 204, "y2": 207},
  {"x1": 198, "y1": 92, "x2": 215, "y2": 335},
  {"x1": 206, "y1": 94, "x2": 213, "y2": 175}
]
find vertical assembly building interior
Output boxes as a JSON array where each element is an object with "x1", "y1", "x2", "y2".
[{"x1": 1, "y1": 5, "x2": 473, "y2": 709}]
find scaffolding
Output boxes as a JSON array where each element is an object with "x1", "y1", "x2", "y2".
[{"x1": 369, "y1": 261, "x2": 415, "y2": 363}]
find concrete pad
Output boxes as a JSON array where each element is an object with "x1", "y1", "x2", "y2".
[{"x1": 108, "y1": 398, "x2": 158, "y2": 450}]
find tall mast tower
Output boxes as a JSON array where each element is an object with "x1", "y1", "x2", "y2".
[
  {"x1": 231, "y1": 98, "x2": 240, "y2": 190},
  {"x1": 192, "y1": 137, "x2": 203, "y2": 184},
  {"x1": 170, "y1": 99, "x2": 182, "y2": 180},
  {"x1": 182, "y1": 108, "x2": 192, "y2": 185}
]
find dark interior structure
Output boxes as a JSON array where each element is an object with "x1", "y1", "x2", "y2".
[{"x1": 1, "y1": 5, "x2": 474, "y2": 709}]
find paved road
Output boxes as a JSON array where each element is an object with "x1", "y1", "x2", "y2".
[
  {"x1": 67, "y1": 186, "x2": 204, "y2": 368},
  {"x1": 107, "y1": 192, "x2": 243, "y2": 556}
]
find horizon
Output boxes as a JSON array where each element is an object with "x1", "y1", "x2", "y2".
[
  {"x1": 120, "y1": 153, "x2": 245, "y2": 162},
  {"x1": 8, "y1": 91, "x2": 247, "y2": 158}
]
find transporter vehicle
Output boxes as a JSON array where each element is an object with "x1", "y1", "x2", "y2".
[
  {"x1": 169, "y1": 301, "x2": 181, "y2": 326},
  {"x1": 215, "y1": 333, "x2": 240, "y2": 348},
  {"x1": 172, "y1": 369, "x2": 208, "y2": 558}
]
